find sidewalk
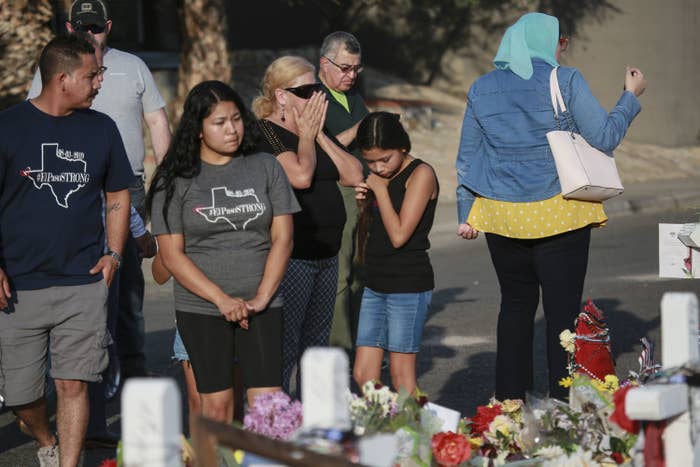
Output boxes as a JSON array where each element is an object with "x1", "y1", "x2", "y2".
[{"x1": 431, "y1": 176, "x2": 700, "y2": 238}]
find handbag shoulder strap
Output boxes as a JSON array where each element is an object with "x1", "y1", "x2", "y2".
[
  {"x1": 549, "y1": 67, "x2": 578, "y2": 131},
  {"x1": 258, "y1": 119, "x2": 291, "y2": 156},
  {"x1": 549, "y1": 67, "x2": 567, "y2": 116}
]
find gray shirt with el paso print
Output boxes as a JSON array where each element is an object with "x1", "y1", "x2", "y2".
[{"x1": 150, "y1": 152, "x2": 300, "y2": 316}]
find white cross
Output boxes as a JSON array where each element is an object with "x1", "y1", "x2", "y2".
[{"x1": 625, "y1": 292, "x2": 700, "y2": 466}]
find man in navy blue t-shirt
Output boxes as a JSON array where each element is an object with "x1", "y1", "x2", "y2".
[{"x1": 0, "y1": 36, "x2": 132, "y2": 467}]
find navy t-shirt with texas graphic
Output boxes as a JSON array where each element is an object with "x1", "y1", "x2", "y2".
[{"x1": 0, "y1": 101, "x2": 133, "y2": 290}]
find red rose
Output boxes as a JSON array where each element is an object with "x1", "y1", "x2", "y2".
[
  {"x1": 610, "y1": 385, "x2": 640, "y2": 434},
  {"x1": 611, "y1": 451, "x2": 625, "y2": 464},
  {"x1": 470, "y1": 404, "x2": 502, "y2": 436},
  {"x1": 432, "y1": 432, "x2": 471, "y2": 467}
]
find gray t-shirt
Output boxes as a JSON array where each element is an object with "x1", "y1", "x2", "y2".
[
  {"x1": 150, "y1": 152, "x2": 300, "y2": 316},
  {"x1": 28, "y1": 48, "x2": 166, "y2": 176}
]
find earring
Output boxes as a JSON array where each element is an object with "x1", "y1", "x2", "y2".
[{"x1": 281, "y1": 106, "x2": 286, "y2": 122}]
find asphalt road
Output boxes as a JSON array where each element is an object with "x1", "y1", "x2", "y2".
[{"x1": 1, "y1": 204, "x2": 699, "y2": 466}]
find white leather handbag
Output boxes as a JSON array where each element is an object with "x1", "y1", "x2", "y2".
[{"x1": 546, "y1": 67, "x2": 624, "y2": 201}]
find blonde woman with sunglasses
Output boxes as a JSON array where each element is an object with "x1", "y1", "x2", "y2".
[{"x1": 253, "y1": 56, "x2": 363, "y2": 396}]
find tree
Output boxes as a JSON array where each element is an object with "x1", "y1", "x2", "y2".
[
  {"x1": 170, "y1": 0, "x2": 232, "y2": 124},
  {"x1": 295, "y1": 0, "x2": 617, "y2": 87},
  {"x1": 0, "y1": 0, "x2": 54, "y2": 109}
]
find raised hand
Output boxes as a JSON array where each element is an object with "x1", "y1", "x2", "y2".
[
  {"x1": 365, "y1": 172, "x2": 389, "y2": 193},
  {"x1": 293, "y1": 91, "x2": 326, "y2": 141},
  {"x1": 355, "y1": 182, "x2": 369, "y2": 200},
  {"x1": 624, "y1": 66, "x2": 646, "y2": 97}
]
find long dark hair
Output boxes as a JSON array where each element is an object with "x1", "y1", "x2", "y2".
[
  {"x1": 145, "y1": 81, "x2": 260, "y2": 229},
  {"x1": 356, "y1": 112, "x2": 411, "y2": 263}
]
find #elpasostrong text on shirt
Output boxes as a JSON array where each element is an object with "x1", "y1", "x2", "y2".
[
  {"x1": 150, "y1": 152, "x2": 300, "y2": 316},
  {"x1": 0, "y1": 101, "x2": 133, "y2": 290}
]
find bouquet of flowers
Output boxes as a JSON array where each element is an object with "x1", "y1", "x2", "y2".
[
  {"x1": 243, "y1": 390, "x2": 303, "y2": 440},
  {"x1": 346, "y1": 380, "x2": 400, "y2": 436},
  {"x1": 460, "y1": 398, "x2": 532, "y2": 465},
  {"x1": 526, "y1": 377, "x2": 637, "y2": 466}
]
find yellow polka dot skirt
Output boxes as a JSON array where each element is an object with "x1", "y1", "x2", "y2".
[{"x1": 467, "y1": 194, "x2": 607, "y2": 239}]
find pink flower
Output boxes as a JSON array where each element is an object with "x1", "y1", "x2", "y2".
[{"x1": 243, "y1": 391, "x2": 302, "y2": 440}]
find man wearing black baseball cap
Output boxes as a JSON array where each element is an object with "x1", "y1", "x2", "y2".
[{"x1": 69, "y1": 0, "x2": 108, "y2": 31}]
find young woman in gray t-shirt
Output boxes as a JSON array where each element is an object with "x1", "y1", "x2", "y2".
[{"x1": 146, "y1": 81, "x2": 300, "y2": 424}]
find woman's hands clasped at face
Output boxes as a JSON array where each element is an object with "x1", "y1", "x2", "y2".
[
  {"x1": 292, "y1": 91, "x2": 328, "y2": 141},
  {"x1": 457, "y1": 222, "x2": 479, "y2": 240},
  {"x1": 624, "y1": 66, "x2": 646, "y2": 97}
]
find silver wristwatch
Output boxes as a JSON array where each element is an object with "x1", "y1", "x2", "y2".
[{"x1": 106, "y1": 249, "x2": 122, "y2": 269}]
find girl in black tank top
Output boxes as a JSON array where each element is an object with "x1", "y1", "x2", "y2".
[{"x1": 353, "y1": 112, "x2": 439, "y2": 395}]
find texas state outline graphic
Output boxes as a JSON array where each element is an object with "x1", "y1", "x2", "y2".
[
  {"x1": 195, "y1": 186, "x2": 266, "y2": 230},
  {"x1": 24, "y1": 143, "x2": 89, "y2": 209}
]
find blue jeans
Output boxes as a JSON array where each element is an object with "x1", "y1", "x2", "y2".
[
  {"x1": 356, "y1": 288, "x2": 432, "y2": 353},
  {"x1": 172, "y1": 328, "x2": 189, "y2": 362}
]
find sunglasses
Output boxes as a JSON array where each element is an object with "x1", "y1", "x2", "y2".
[
  {"x1": 324, "y1": 56, "x2": 363, "y2": 75},
  {"x1": 284, "y1": 82, "x2": 324, "y2": 99},
  {"x1": 74, "y1": 23, "x2": 106, "y2": 34}
]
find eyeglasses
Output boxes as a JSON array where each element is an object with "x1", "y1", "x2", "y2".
[
  {"x1": 324, "y1": 56, "x2": 363, "y2": 75},
  {"x1": 284, "y1": 82, "x2": 323, "y2": 99},
  {"x1": 74, "y1": 23, "x2": 106, "y2": 34}
]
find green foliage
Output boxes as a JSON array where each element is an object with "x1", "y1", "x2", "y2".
[{"x1": 289, "y1": 0, "x2": 617, "y2": 85}]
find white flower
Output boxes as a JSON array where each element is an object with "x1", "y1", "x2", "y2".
[
  {"x1": 535, "y1": 445, "x2": 566, "y2": 460},
  {"x1": 542, "y1": 447, "x2": 596, "y2": 467},
  {"x1": 559, "y1": 329, "x2": 576, "y2": 353},
  {"x1": 489, "y1": 414, "x2": 517, "y2": 437}
]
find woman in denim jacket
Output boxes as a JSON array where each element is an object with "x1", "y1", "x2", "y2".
[{"x1": 456, "y1": 12, "x2": 646, "y2": 400}]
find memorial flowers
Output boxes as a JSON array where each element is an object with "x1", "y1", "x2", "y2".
[{"x1": 243, "y1": 391, "x2": 303, "y2": 441}]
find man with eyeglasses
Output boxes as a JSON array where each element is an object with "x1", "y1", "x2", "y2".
[
  {"x1": 318, "y1": 31, "x2": 370, "y2": 358},
  {"x1": 0, "y1": 35, "x2": 132, "y2": 467},
  {"x1": 31, "y1": 0, "x2": 166, "y2": 368},
  {"x1": 28, "y1": 0, "x2": 168, "y2": 448}
]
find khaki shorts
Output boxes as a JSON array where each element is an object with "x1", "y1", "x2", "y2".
[{"x1": 0, "y1": 281, "x2": 110, "y2": 406}]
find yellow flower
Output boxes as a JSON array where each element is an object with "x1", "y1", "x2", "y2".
[
  {"x1": 604, "y1": 374, "x2": 619, "y2": 392},
  {"x1": 559, "y1": 376, "x2": 573, "y2": 388},
  {"x1": 488, "y1": 414, "x2": 517, "y2": 438},
  {"x1": 591, "y1": 378, "x2": 607, "y2": 393},
  {"x1": 469, "y1": 437, "x2": 484, "y2": 449},
  {"x1": 501, "y1": 399, "x2": 523, "y2": 414},
  {"x1": 559, "y1": 329, "x2": 576, "y2": 353}
]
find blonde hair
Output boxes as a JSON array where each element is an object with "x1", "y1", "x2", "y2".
[{"x1": 252, "y1": 56, "x2": 316, "y2": 118}]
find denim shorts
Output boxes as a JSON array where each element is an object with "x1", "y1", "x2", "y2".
[
  {"x1": 172, "y1": 328, "x2": 189, "y2": 362},
  {"x1": 355, "y1": 287, "x2": 432, "y2": 353}
]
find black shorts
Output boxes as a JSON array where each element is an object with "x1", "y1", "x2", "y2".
[{"x1": 175, "y1": 308, "x2": 282, "y2": 393}]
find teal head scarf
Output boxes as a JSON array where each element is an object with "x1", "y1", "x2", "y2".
[{"x1": 493, "y1": 12, "x2": 560, "y2": 80}]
